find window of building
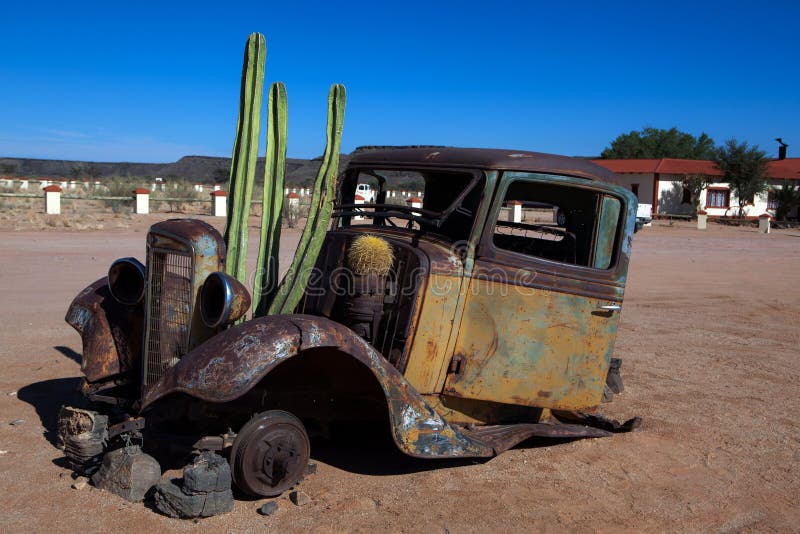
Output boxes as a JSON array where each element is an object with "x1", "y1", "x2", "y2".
[
  {"x1": 706, "y1": 188, "x2": 730, "y2": 208},
  {"x1": 631, "y1": 183, "x2": 639, "y2": 196},
  {"x1": 681, "y1": 186, "x2": 692, "y2": 204},
  {"x1": 767, "y1": 191, "x2": 779, "y2": 210}
]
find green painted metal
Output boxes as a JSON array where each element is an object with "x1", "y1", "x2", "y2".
[
  {"x1": 268, "y1": 84, "x2": 346, "y2": 315},
  {"x1": 253, "y1": 82, "x2": 288, "y2": 316},
  {"x1": 223, "y1": 32, "x2": 266, "y2": 285},
  {"x1": 594, "y1": 195, "x2": 621, "y2": 269}
]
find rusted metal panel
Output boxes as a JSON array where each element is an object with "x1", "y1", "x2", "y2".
[
  {"x1": 140, "y1": 314, "x2": 494, "y2": 458},
  {"x1": 443, "y1": 276, "x2": 620, "y2": 410},
  {"x1": 461, "y1": 422, "x2": 612, "y2": 455},
  {"x1": 65, "y1": 278, "x2": 143, "y2": 383},
  {"x1": 349, "y1": 147, "x2": 623, "y2": 184},
  {"x1": 402, "y1": 273, "x2": 463, "y2": 394}
]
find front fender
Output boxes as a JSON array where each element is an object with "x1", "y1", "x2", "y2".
[
  {"x1": 65, "y1": 278, "x2": 143, "y2": 383},
  {"x1": 141, "y1": 314, "x2": 493, "y2": 458}
]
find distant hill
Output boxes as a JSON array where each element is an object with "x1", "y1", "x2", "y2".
[
  {"x1": 0, "y1": 146, "x2": 451, "y2": 188},
  {"x1": 0, "y1": 154, "x2": 341, "y2": 186}
]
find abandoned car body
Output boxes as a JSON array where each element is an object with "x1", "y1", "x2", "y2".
[{"x1": 64, "y1": 147, "x2": 640, "y2": 497}]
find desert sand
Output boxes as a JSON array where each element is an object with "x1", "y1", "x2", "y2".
[{"x1": 0, "y1": 217, "x2": 798, "y2": 532}]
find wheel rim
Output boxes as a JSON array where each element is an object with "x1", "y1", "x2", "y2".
[{"x1": 231, "y1": 412, "x2": 310, "y2": 497}]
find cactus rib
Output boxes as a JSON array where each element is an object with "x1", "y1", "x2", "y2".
[
  {"x1": 223, "y1": 32, "x2": 266, "y2": 286},
  {"x1": 253, "y1": 82, "x2": 288, "y2": 316},
  {"x1": 268, "y1": 84, "x2": 346, "y2": 315}
]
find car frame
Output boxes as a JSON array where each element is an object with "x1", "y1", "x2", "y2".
[{"x1": 63, "y1": 147, "x2": 640, "y2": 497}]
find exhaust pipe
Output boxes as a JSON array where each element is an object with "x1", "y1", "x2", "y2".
[
  {"x1": 107, "y1": 258, "x2": 146, "y2": 305},
  {"x1": 200, "y1": 272, "x2": 251, "y2": 328}
]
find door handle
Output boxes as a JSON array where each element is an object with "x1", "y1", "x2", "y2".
[{"x1": 597, "y1": 304, "x2": 621, "y2": 312}]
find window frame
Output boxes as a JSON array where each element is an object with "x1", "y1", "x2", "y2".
[
  {"x1": 706, "y1": 187, "x2": 730, "y2": 209},
  {"x1": 477, "y1": 171, "x2": 629, "y2": 281},
  {"x1": 767, "y1": 190, "x2": 779, "y2": 211}
]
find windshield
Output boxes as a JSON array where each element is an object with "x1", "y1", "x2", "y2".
[{"x1": 335, "y1": 168, "x2": 485, "y2": 243}]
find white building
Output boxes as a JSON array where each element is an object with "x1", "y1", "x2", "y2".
[{"x1": 593, "y1": 158, "x2": 800, "y2": 219}]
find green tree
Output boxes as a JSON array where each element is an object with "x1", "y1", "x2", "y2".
[
  {"x1": 601, "y1": 127, "x2": 715, "y2": 159},
  {"x1": 712, "y1": 139, "x2": 769, "y2": 218},
  {"x1": 0, "y1": 163, "x2": 17, "y2": 175},
  {"x1": 212, "y1": 167, "x2": 228, "y2": 183},
  {"x1": 770, "y1": 180, "x2": 800, "y2": 221},
  {"x1": 682, "y1": 173, "x2": 715, "y2": 213},
  {"x1": 69, "y1": 165, "x2": 84, "y2": 179},
  {"x1": 85, "y1": 163, "x2": 102, "y2": 179}
]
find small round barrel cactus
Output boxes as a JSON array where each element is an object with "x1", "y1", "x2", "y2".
[{"x1": 346, "y1": 235, "x2": 395, "y2": 276}]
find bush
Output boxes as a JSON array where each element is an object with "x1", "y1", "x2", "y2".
[
  {"x1": 283, "y1": 202, "x2": 301, "y2": 228},
  {"x1": 101, "y1": 180, "x2": 134, "y2": 214}
]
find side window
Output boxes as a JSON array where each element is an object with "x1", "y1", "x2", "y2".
[{"x1": 491, "y1": 177, "x2": 622, "y2": 269}]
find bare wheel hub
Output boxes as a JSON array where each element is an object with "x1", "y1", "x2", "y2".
[{"x1": 231, "y1": 410, "x2": 310, "y2": 497}]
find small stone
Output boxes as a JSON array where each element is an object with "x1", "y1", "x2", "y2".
[
  {"x1": 9, "y1": 419, "x2": 24, "y2": 426},
  {"x1": 0, "y1": 450, "x2": 8, "y2": 455},
  {"x1": 258, "y1": 501, "x2": 278, "y2": 516},
  {"x1": 306, "y1": 462, "x2": 317, "y2": 475},
  {"x1": 290, "y1": 490, "x2": 311, "y2": 506},
  {"x1": 71, "y1": 479, "x2": 87, "y2": 490},
  {"x1": 8, "y1": 391, "x2": 17, "y2": 397}
]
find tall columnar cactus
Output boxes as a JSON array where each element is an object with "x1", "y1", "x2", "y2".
[
  {"x1": 268, "y1": 84, "x2": 346, "y2": 315},
  {"x1": 253, "y1": 82, "x2": 288, "y2": 316},
  {"x1": 223, "y1": 32, "x2": 266, "y2": 284}
]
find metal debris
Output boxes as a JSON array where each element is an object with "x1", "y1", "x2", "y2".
[
  {"x1": 9, "y1": 419, "x2": 24, "y2": 426},
  {"x1": 57, "y1": 406, "x2": 108, "y2": 474}
]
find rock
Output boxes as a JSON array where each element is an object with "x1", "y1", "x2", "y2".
[
  {"x1": 91, "y1": 446, "x2": 161, "y2": 502},
  {"x1": 9, "y1": 419, "x2": 24, "y2": 426},
  {"x1": 152, "y1": 478, "x2": 233, "y2": 519},
  {"x1": 8, "y1": 391, "x2": 17, "y2": 397},
  {"x1": 290, "y1": 490, "x2": 311, "y2": 506},
  {"x1": 151, "y1": 452, "x2": 233, "y2": 519},
  {"x1": 71, "y1": 479, "x2": 87, "y2": 490},
  {"x1": 258, "y1": 501, "x2": 278, "y2": 516},
  {"x1": 306, "y1": 462, "x2": 317, "y2": 475},
  {"x1": 183, "y1": 451, "x2": 232, "y2": 494}
]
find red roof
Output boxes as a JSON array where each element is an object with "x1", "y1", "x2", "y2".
[
  {"x1": 593, "y1": 157, "x2": 800, "y2": 180},
  {"x1": 592, "y1": 158, "x2": 723, "y2": 176},
  {"x1": 287, "y1": 192, "x2": 300, "y2": 199},
  {"x1": 133, "y1": 188, "x2": 150, "y2": 194},
  {"x1": 767, "y1": 158, "x2": 800, "y2": 180},
  {"x1": 42, "y1": 185, "x2": 62, "y2": 192},
  {"x1": 210, "y1": 190, "x2": 227, "y2": 197}
]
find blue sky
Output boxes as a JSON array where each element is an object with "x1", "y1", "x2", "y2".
[{"x1": 1, "y1": 1, "x2": 799, "y2": 162}]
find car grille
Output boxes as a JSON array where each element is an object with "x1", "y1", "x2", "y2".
[{"x1": 143, "y1": 247, "x2": 193, "y2": 387}]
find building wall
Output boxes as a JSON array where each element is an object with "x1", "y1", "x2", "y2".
[
  {"x1": 655, "y1": 177, "x2": 776, "y2": 217},
  {"x1": 609, "y1": 173, "x2": 655, "y2": 213}
]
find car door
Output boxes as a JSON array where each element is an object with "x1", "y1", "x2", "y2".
[{"x1": 442, "y1": 172, "x2": 636, "y2": 411}]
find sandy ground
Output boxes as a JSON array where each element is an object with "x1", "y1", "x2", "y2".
[{"x1": 0, "y1": 217, "x2": 798, "y2": 532}]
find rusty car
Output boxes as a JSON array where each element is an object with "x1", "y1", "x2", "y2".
[{"x1": 62, "y1": 147, "x2": 640, "y2": 498}]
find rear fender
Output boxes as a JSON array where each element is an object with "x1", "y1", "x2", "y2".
[
  {"x1": 141, "y1": 314, "x2": 493, "y2": 458},
  {"x1": 65, "y1": 278, "x2": 143, "y2": 383}
]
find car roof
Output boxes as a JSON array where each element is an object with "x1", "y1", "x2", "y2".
[{"x1": 348, "y1": 146, "x2": 622, "y2": 183}]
